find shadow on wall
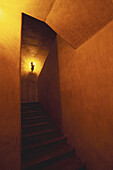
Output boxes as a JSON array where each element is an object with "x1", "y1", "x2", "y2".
[
  {"x1": 21, "y1": 72, "x2": 38, "y2": 103},
  {"x1": 38, "y1": 38, "x2": 63, "y2": 131}
]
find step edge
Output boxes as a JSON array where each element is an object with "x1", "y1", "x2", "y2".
[
  {"x1": 22, "y1": 128, "x2": 58, "y2": 138},
  {"x1": 22, "y1": 136, "x2": 67, "y2": 150},
  {"x1": 22, "y1": 121, "x2": 53, "y2": 128},
  {"x1": 22, "y1": 147, "x2": 75, "y2": 169},
  {"x1": 22, "y1": 115, "x2": 48, "y2": 120}
]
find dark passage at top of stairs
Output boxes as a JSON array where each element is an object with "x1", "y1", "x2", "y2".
[{"x1": 21, "y1": 102, "x2": 86, "y2": 170}]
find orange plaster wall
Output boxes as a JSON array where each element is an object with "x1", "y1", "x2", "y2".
[
  {"x1": 38, "y1": 19, "x2": 113, "y2": 170},
  {"x1": 38, "y1": 38, "x2": 63, "y2": 131},
  {"x1": 1, "y1": 0, "x2": 113, "y2": 169},
  {"x1": 0, "y1": 1, "x2": 55, "y2": 169},
  {"x1": 58, "y1": 20, "x2": 113, "y2": 170},
  {"x1": 0, "y1": 7, "x2": 21, "y2": 169}
]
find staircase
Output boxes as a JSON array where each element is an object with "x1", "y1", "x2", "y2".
[{"x1": 21, "y1": 102, "x2": 86, "y2": 170}]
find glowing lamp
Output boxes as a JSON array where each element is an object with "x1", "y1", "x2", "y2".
[{"x1": 31, "y1": 62, "x2": 35, "y2": 71}]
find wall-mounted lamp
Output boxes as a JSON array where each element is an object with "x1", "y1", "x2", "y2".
[{"x1": 31, "y1": 62, "x2": 35, "y2": 71}]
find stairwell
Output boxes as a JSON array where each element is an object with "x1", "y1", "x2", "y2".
[{"x1": 21, "y1": 102, "x2": 86, "y2": 170}]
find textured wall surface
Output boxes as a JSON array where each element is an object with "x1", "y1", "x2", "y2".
[
  {"x1": 21, "y1": 14, "x2": 56, "y2": 103},
  {"x1": 1, "y1": 0, "x2": 113, "y2": 169},
  {"x1": 0, "y1": 1, "x2": 55, "y2": 169},
  {"x1": 46, "y1": 0, "x2": 113, "y2": 48},
  {"x1": 38, "y1": 20, "x2": 113, "y2": 170},
  {"x1": 38, "y1": 38, "x2": 63, "y2": 130},
  {"x1": 59, "y1": 20, "x2": 113, "y2": 170},
  {"x1": 0, "y1": 5, "x2": 21, "y2": 170}
]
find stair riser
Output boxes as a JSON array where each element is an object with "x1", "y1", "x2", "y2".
[
  {"x1": 22, "y1": 131, "x2": 61, "y2": 145},
  {"x1": 21, "y1": 107, "x2": 44, "y2": 112},
  {"x1": 21, "y1": 102, "x2": 42, "y2": 106},
  {"x1": 21, "y1": 103, "x2": 83, "y2": 170},
  {"x1": 22, "y1": 139, "x2": 67, "y2": 158},
  {"x1": 21, "y1": 103, "x2": 43, "y2": 108},
  {"x1": 22, "y1": 124, "x2": 55, "y2": 134},
  {"x1": 21, "y1": 117, "x2": 50, "y2": 124},
  {"x1": 22, "y1": 150, "x2": 75, "y2": 170},
  {"x1": 22, "y1": 112, "x2": 47, "y2": 117}
]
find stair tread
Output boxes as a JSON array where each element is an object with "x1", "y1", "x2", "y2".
[
  {"x1": 22, "y1": 144, "x2": 74, "y2": 168},
  {"x1": 22, "y1": 115, "x2": 48, "y2": 120},
  {"x1": 22, "y1": 128, "x2": 58, "y2": 138},
  {"x1": 22, "y1": 121, "x2": 52, "y2": 128},
  {"x1": 22, "y1": 110, "x2": 47, "y2": 113},
  {"x1": 21, "y1": 102, "x2": 86, "y2": 170},
  {"x1": 22, "y1": 102, "x2": 41, "y2": 105},
  {"x1": 22, "y1": 136, "x2": 66, "y2": 150},
  {"x1": 45, "y1": 156, "x2": 85, "y2": 170},
  {"x1": 21, "y1": 103, "x2": 42, "y2": 107}
]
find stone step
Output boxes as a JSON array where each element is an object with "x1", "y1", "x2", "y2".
[
  {"x1": 21, "y1": 115, "x2": 50, "y2": 124},
  {"x1": 22, "y1": 121, "x2": 55, "y2": 134},
  {"x1": 22, "y1": 128, "x2": 61, "y2": 145},
  {"x1": 22, "y1": 136, "x2": 67, "y2": 151},
  {"x1": 22, "y1": 144, "x2": 75, "y2": 169},
  {"x1": 22, "y1": 110, "x2": 47, "y2": 117},
  {"x1": 22, "y1": 136, "x2": 67, "y2": 157},
  {"x1": 45, "y1": 156, "x2": 86, "y2": 170},
  {"x1": 21, "y1": 102, "x2": 86, "y2": 170}
]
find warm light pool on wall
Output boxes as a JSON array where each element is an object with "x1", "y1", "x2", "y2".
[
  {"x1": 31, "y1": 62, "x2": 35, "y2": 71},
  {"x1": 0, "y1": 9, "x2": 4, "y2": 18}
]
